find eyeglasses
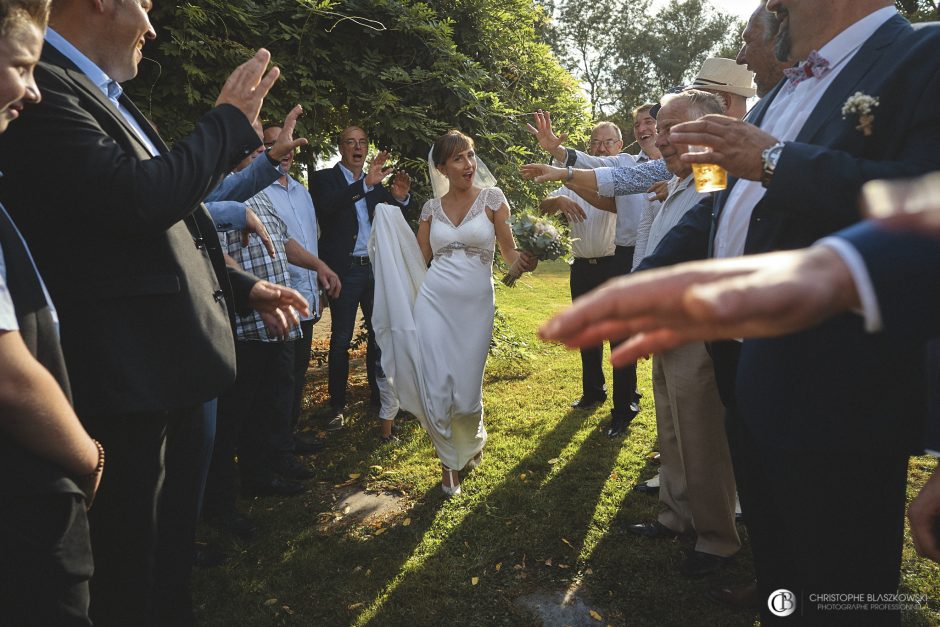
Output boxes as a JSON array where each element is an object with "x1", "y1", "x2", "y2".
[
  {"x1": 589, "y1": 139, "x2": 620, "y2": 148},
  {"x1": 263, "y1": 141, "x2": 275, "y2": 148},
  {"x1": 342, "y1": 139, "x2": 368, "y2": 148}
]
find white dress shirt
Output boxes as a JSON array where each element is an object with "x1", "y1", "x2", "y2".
[
  {"x1": 550, "y1": 186, "x2": 616, "y2": 259},
  {"x1": 712, "y1": 6, "x2": 899, "y2": 259}
]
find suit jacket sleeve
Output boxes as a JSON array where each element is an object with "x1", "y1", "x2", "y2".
[
  {"x1": 0, "y1": 65, "x2": 260, "y2": 237},
  {"x1": 635, "y1": 196, "x2": 713, "y2": 271},
  {"x1": 204, "y1": 151, "x2": 281, "y2": 203},
  {"x1": 836, "y1": 221, "x2": 940, "y2": 344},
  {"x1": 310, "y1": 169, "x2": 368, "y2": 219},
  {"x1": 204, "y1": 201, "x2": 247, "y2": 231}
]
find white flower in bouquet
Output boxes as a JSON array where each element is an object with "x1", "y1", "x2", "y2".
[{"x1": 502, "y1": 212, "x2": 572, "y2": 287}]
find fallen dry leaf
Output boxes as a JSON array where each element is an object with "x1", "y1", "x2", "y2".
[
  {"x1": 559, "y1": 563, "x2": 570, "y2": 569},
  {"x1": 264, "y1": 598, "x2": 278, "y2": 607},
  {"x1": 562, "y1": 538, "x2": 575, "y2": 549},
  {"x1": 589, "y1": 609, "x2": 604, "y2": 621},
  {"x1": 374, "y1": 527, "x2": 386, "y2": 536},
  {"x1": 544, "y1": 558, "x2": 552, "y2": 567},
  {"x1": 349, "y1": 473, "x2": 361, "y2": 480},
  {"x1": 281, "y1": 606, "x2": 294, "y2": 615},
  {"x1": 519, "y1": 473, "x2": 527, "y2": 481},
  {"x1": 403, "y1": 518, "x2": 412, "y2": 526},
  {"x1": 495, "y1": 562, "x2": 502, "y2": 572},
  {"x1": 585, "y1": 568, "x2": 594, "y2": 575},
  {"x1": 471, "y1": 577, "x2": 479, "y2": 585},
  {"x1": 348, "y1": 602, "x2": 364, "y2": 610},
  {"x1": 548, "y1": 457, "x2": 560, "y2": 464}
]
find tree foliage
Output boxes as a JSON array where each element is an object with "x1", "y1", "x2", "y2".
[
  {"x1": 126, "y1": 0, "x2": 589, "y2": 211},
  {"x1": 896, "y1": 0, "x2": 939, "y2": 22},
  {"x1": 540, "y1": 0, "x2": 742, "y2": 139}
]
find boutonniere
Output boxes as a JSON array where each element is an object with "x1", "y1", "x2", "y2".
[{"x1": 841, "y1": 92, "x2": 879, "y2": 137}]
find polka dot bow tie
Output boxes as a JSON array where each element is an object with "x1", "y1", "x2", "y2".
[{"x1": 783, "y1": 50, "x2": 831, "y2": 89}]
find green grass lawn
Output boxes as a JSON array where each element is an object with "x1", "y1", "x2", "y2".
[{"x1": 193, "y1": 260, "x2": 940, "y2": 626}]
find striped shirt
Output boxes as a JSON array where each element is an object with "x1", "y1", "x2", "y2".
[{"x1": 644, "y1": 175, "x2": 706, "y2": 259}]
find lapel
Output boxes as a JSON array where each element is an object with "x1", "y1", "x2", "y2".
[
  {"x1": 41, "y1": 46, "x2": 158, "y2": 158},
  {"x1": 795, "y1": 14, "x2": 909, "y2": 144}
]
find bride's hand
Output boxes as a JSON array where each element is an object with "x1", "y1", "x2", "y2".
[
  {"x1": 517, "y1": 251, "x2": 538, "y2": 272},
  {"x1": 520, "y1": 163, "x2": 565, "y2": 183}
]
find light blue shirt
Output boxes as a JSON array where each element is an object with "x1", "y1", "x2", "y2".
[
  {"x1": 265, "y1": 175, "x2": 320, "y2": 320},
  {"x1": 338, "y1": 162, "x2": 373, "y2": 257},
  {"x1": 44, "y1": 28, "x2": 159, "y2": 157}
]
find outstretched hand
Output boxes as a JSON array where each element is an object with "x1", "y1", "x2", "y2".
[
  {"x1": 390, "y1": 170, "x2": 411, "y2": 202},
  {"x1": 520, "y1": 163, "x2": 566, "y2": 184},
  {"x1": 215, "y1": 49, "x2": 280, "y2": 125},
  {"x1": 248, "y1": 280, "x2": 309, "y2": 337},
  {"x1": 526, "y1": 110, "x2": 567, "y2": 155},
  {"x1": 267, "y1": 105, "x2": 308, "y2": 161},
  {"x1": 539, "y1": 248, "x2": 859, "y2": 366},
  {"x1": 365, "y1": 151, "x2": 395, "y2": 187}
]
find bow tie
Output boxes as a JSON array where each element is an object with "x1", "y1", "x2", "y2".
[{"x1": 783, "y1": 50, "x2": 831, "y2": 89}]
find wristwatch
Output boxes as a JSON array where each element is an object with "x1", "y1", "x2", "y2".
[{"x1": 761, "y1": 142, "x2": 785, "y2": 188}]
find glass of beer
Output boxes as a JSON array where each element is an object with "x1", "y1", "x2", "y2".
[{"x1": 688, "y1": 145, "x2": 727, "y2": 193}]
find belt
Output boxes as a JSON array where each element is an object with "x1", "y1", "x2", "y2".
[
  {"x1": 350, "y1": 255, "x2": 371, "y2": 266},
  {"x1": 573, "y1": 255, "x2": 616, "y2": 265}
]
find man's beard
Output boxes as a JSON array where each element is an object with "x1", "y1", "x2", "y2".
[{"x1": 774, "y1": 9, "x2": 791, "y2": 62}]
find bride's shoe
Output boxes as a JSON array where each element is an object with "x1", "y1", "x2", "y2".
[
  {"x1": 441, "y1": 466, "x2": 461, "y2": 496},
  {"x1": 465, "y1": 451, "x2": 483, "y2": 471}
]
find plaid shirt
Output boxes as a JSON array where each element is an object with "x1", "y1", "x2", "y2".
[{"x1": 223, "y1": 191, "x2": 301, "y2": 342}]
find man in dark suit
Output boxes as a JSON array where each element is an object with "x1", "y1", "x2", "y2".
[
  {"x1": 311, "y1": 126, "x2": 411, "y2": 430},
  {"x1": 546, "y1": 1, "x2": 940, "y2": 622},
  {"x1": 539, "y1": 194, "x2": 940, "y2": 568},
  {"x1": 0, "y1": 1, "x2": 306, "y2": 624}
]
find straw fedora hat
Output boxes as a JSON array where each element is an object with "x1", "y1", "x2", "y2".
[{"x1": 688, "y1": 57, "x2": 756, "y2": 98}]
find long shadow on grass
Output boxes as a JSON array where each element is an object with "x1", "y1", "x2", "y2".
[
  {"x1": 356, "y1": 408, "x2": 626, "y2": 626},
  {"x1": 581, "y1": 473, "x2": 758, "y2": 626}
]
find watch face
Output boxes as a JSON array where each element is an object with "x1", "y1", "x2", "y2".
[{"x1": 769, "y1": 145, "x2": 783, "y2": 166}]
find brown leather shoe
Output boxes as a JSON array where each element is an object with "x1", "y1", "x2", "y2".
[{"x1": 706, "y1": 580, "x2": 760, "y2": 609}]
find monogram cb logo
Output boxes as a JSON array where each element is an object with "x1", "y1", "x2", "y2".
[{"x1": 768, "y1": 589, "x2": 796, "y2": 617}]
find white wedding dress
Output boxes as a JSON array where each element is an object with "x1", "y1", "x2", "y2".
[{"x1": 370, "y1": 187, "x2": 507, "y2": 470}]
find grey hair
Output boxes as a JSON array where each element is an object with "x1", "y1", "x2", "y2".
[
  {"x1": 755, "y1": 4, "x2": 780, "y2": 44},
  {"x1": 660, "y1": 89, "x2": 726, "y2": 120},
  {"x1": 591, "y1": 120, "x2": 622, "y2": 140}
]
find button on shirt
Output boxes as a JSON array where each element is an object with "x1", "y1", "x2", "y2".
[
  {"x1": 712, "y1": 6, "x2": 898, "y2": 259},
  {"x1": 45, "y1": 28, "x2": 159, "y2": 158},
  {"x1": 338, "y1": 162, "x2": 374, "y2": 257},
  {"x1": 266, "y1": 175, "x2": 320, "y2": 320}
]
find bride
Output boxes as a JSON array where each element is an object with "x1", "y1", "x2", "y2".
[{"x1": 370, "y1": 130, "x2": 537, "y2": 495}]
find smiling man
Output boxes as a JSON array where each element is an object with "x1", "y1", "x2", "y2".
[{"x1": 0, "y1": 0, "x2": 308, "y2": 624}]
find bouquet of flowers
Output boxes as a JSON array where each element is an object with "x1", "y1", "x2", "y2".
[{"x1": 502, "y1": 212, "x2": 572, "y2": 287}]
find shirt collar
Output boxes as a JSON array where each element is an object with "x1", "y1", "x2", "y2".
[
  {"x1": 814, "y1": 6, "x2": 897, "y2": 72},
  {"x1": 44, "y1": 27, "x2": 121, "y2": 101},
  {"x1": 337, "y1": 161, "x2": 363, "y2": 182}
]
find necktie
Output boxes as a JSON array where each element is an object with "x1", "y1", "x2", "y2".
[{"x1": 783, "y1": 50, "x2": 831, "y2": 89}]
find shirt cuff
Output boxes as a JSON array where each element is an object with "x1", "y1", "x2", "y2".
[
  {"x1": 816, "y1": 236, "x2": 883, "y2": 333},
  {"x1": 595, "y1": 168, "x2": 615, "y2": 197}
]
